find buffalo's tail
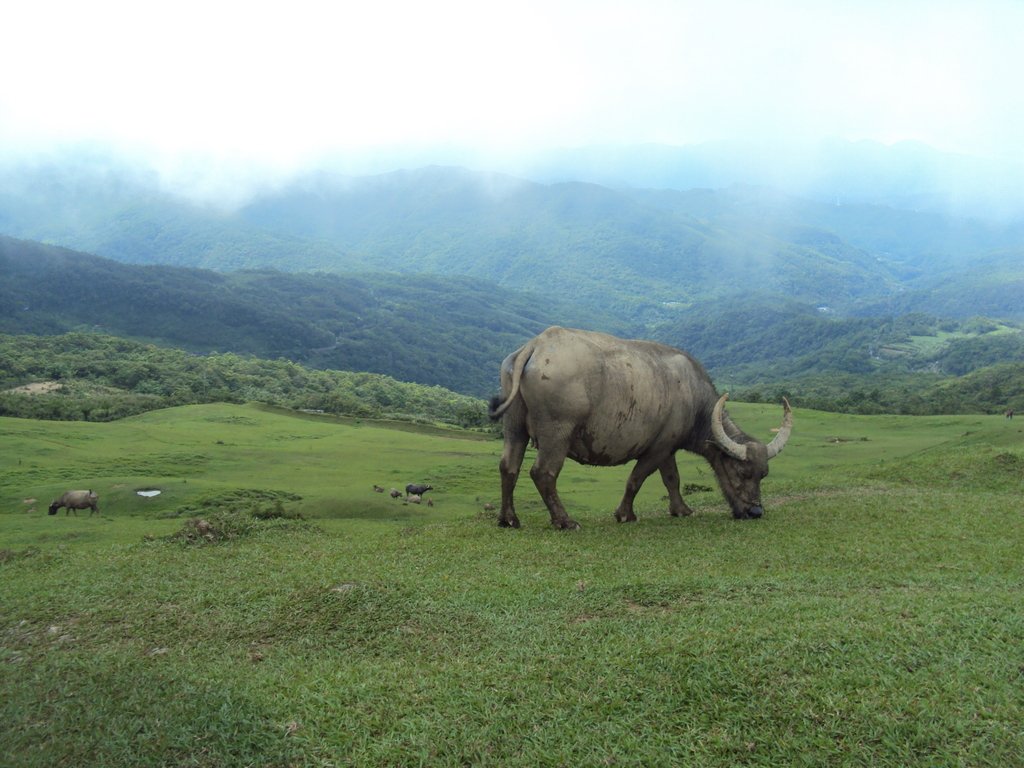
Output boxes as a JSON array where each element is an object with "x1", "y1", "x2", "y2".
[{"x1": 488, "y1": 339, "x2": 537, "y2": 420}]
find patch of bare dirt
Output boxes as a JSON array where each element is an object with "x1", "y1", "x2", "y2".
[{"x1": 5, "y1": 381, "x2": 63, "y2": 395}]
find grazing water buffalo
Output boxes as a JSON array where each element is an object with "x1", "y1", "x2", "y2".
[
  {"x1": 405, "y1": 483, "x2": 433, "y2": 497},
  {"x1": 48, "y1": 490, "x2": 99, "y2": 516},
  {"x1": 488, "y1": 326, "x2": 792, "y2": 529}
]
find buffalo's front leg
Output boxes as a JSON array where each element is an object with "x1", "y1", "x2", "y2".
[
  {"x1": 614, "y1": 454, "x2": 662, "y2": 522},
  {"x1": 529, "y1": 438, "x2": 578, "y2": 530},
  {"x1": 660, "y1": 455, "x2": 695, "y2": 517}
]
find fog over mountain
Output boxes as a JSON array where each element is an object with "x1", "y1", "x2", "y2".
[
  {"x1": 3, "y1": 138, "x2": 1022, "y2": 221},
  {"x1": 3, "y1": 142, "x2": 1023, "y2": 328}
]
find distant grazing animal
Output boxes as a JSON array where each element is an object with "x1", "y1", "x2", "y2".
[
  {"x1": 373, "y1": 484, "x2": 385, "y2": 493},
  {"x1": 488, "y1": 326, "x2": 792, "y2": 529},
  {"x1": 406, "y1": 494, "x2": 422, "y2": 504},
  {"x1": 426, "y1": 498, "x2": 434, "y2": 507},
  {"x1": 48, "y1": 490, "x2": 99, "y2": 516},
  {"x1": 389, "y1": 488, "x2": 402, "y2": 498},
  {"x1": 405, "y1": 483, "x2": 433, "y2": 497},
  {"x1": 1006, "y1": 409, "x2": 1015, "y2": 419}
]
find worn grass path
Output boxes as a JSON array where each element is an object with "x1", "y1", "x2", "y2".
[{"x1": 2, "y1": 403, "x2": 1022, "y2": 766}]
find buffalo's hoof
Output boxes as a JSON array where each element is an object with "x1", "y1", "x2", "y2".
[
  {"x1": 614, "y1": 511, "x2": 637, "y2": 523},
  {"x1": 498, "y1": 517, "x2": 521, "y2": 529},
  {"x1": 553, "y1": 519, "x2": 581, "y2": 530}
]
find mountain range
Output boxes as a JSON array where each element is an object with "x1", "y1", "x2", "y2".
[{"x1": 2, "y1": 141, "x2": 1023, "y2": 407}]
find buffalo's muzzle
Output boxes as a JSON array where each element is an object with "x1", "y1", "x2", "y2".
[{"x1": 746, "y1": 506, "x2": 764, "y2": 519}]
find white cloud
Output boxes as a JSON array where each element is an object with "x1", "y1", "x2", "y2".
[{"x1": 3, "y1": 0, "x2": 1023, "y2": 165}]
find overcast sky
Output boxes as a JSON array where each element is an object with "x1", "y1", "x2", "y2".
[{"x1": 3, "y1": 0, "x2": 1023, "y2": 173}]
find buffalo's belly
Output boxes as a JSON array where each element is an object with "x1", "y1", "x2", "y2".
[{"x1": 566, "y1": 421, "x2": 662, "y2": 466}]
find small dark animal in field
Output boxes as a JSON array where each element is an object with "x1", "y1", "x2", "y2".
[
  {"x1": 389, "y1": 488, "x2": 402, "y2": 498},
  {"x1": 48, "y1": 490, "x2": 99, "y2": 516},
  {"x1": 373, "y1": 484, "x2": 385, "y2": 493},
  {"x1": 426, "y1": 498, "x2": 434, "y2": 507},
  {"x1": 1007, "y1": 409, "x2": 1015, "y2": 419},
  {"x1": 406, "y1": 494, "x2": 422, "y2": 504},
  {"x1": 488, "y1": 326, "x2": 792, "y2": 529},
  {"x1": 406, "y1": 483, "x2": 433, "y2": 497},
  {"x1": 483, "y1": 502, "x2": 495, "y2": 512}
]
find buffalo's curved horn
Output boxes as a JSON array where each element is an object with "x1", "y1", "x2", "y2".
[
  {"x1": 766, "y1": 397, "x2": 793, "y2": 460},
  {"x1": 711, "y1": 394, "x2": 748, "y2": 461}
]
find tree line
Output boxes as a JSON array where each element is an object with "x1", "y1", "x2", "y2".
[
  {"x1": 0, "y1": 333, "x2": 490, "y2": 428},
  {"x1": 2, "y1": 330, "x2": 1021, "y2": 426}
]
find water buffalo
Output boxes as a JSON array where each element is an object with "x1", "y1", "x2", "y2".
[
  {"x1": 488, "y1": 326, "x2": 792, "y2": 529},
  {"x1": 48, "y1": 490, "x2": 99, "y2": 516},
  {"x1": 405, "y1": 483, "x2": 433, "y2": 497}
]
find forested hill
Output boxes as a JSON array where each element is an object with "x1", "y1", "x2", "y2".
[
  {"x1": 0, "y1": 332, "x2": 489, "y2": 427},
  {"x1": 4, "y1": 234, "x2": 1023, "y2": 415},
  {"x1": 0, "y1": 235, "x2": 627, "y2": 396}
]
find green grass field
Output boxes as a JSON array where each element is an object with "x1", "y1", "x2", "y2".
[{"x1": 2, "y1": 402, "x2": 1022, "y2": 766}]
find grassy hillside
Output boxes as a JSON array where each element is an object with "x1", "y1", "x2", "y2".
[{"x1": 2, "y1": 404, "x2": 1022, "y2": 766}]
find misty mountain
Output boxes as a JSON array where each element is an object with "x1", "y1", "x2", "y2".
[
  {"x1": 2, "y1": 148, "x2": 1023, "y2": 325},
  {"x1": 235, "y1": 166, "x2": 907, "y2": 311},
  {"x1": 0, "y1": 158, "x2": 352, "y2": 272},
  {"x1": 501, "y1": 139, "x2": 1024, "y2": 221}
]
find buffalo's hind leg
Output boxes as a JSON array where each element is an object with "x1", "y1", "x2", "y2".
[
  {"x1": 498, "y1": 419, "x2": 529, "y2": 528},
  {"x1": 529, "y1": 434, "x2": 579, "y2": 530}
]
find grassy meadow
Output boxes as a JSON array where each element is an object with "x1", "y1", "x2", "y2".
[{"x1": 1, "y1": 401, "x2": 1023, "y2": 766}]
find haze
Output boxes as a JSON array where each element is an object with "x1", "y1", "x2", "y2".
[{"x1": 3, "y1": 0, "x2": 1023, "y2": 194}]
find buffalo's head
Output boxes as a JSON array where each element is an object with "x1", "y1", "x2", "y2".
[
  {"x1": 47, "y1": 503, "x2": 59, "y2": 516},
  {"x1": 706, "y1": 394, "x2": 792, "y2": 519}
]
